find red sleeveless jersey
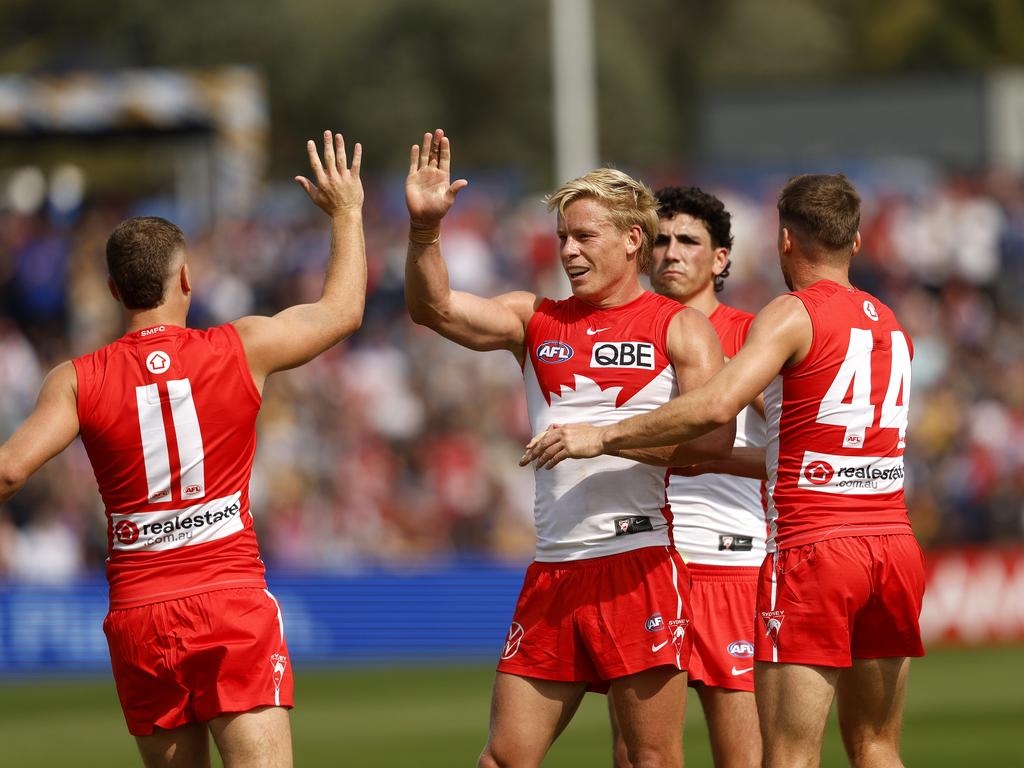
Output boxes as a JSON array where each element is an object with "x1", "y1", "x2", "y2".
[
  {"x1": 74, "y1": 323, "x2": 266, "y2": 608},
  {"x1": 764, "y1": 280, "x2": 913, "y2": 551}
]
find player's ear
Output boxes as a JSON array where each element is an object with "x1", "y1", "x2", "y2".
[
  {"x1": 107, "y1": 276, "x2": 121, "y2": 303},
  {"x1": 712, "y1": 248, "x2": 729, "y2": 276},
  {"x1": 179, "y1": 263, "x2": 192, "y2": 297},
  {"x1": 625, "y1": 224, "x2": 643, "y2": 257},
  {"x1": 851, "y1": 231, "x2": 862, "y2": 258}
]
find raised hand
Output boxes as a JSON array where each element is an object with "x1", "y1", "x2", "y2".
[
  {"x1": 405, "y1": 129, "x2": 468, "y2": 228},
  {"x1": 295, "y1": 131, "x2": 364, "y2": 216},
  {"x1": 519, "y1": 423, "x2": 607, "y2": 470}
]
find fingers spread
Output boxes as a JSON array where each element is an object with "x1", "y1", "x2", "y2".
[{"x1": 350, "y1": 142, "x2": 362, "y2": 174}]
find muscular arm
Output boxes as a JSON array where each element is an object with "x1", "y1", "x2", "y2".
[
  {"x1": 0, "y1": 362, "x2": 80, "y2": 503},
  {"x1": 523, "y1": 295, "x2": 812, "y2": 468},
  {"x1": 233, "y1": 132, "x2": 367, "y2": 391},
  {"x1": 404, "y1": 129, "x2": 534, "y2": 360},
  {"x1": 616, "y1": 307, "x2": 734, "y2": 465}
]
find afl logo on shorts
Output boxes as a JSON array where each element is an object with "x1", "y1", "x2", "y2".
[
  {"x1": 727, "y1": 641, "x2": 755, "y2": 658},
  {"x1": 645, "y1": 613, "x2": 664, "y2": 632},
  {"x1": 113, "y1": 520, "x2": 140, "y2": 545},
  {"x1": 501, "y1": 622, "x2": 525, "y2": 659},
  {"x1": 803, "y1": 460, "x2": 834, "y2": 485},
  {"x1": 536, "y1": 341, "x2": 574, "y2": 364},
  {"x1": 863, "y1": 300, "x2": 879, "y2": 322}
]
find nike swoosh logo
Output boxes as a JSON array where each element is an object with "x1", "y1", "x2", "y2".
[
  {"x1": 731, "y1": 666, "x2": 753, "y2": 675},
  {"x1": 586, "y1": 327, "x2": 610, "y2": 335},
  {"x1": 652, "y1": 640, "x2": 670, "y2": 652}
]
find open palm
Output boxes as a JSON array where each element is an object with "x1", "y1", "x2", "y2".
[{"x1": 405, "y1": 129, "x2": 468, "y2": 226}]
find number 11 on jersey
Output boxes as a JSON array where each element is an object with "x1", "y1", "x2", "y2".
[{"x1": 135, "y1": 378, "x2": 206, "y2": 502}]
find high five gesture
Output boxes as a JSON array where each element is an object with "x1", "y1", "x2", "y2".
[{"x1": 405, "y1": 129, "x2": 469, "y2": 234}]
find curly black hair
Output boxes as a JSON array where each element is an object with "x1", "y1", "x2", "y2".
[{"x1": 654, "y1": 186, "x2": 733, "y2": 293}]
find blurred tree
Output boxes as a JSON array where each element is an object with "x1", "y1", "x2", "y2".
[{"x1": 1, "y1": 0, "x2": 1021, "y2": 183}]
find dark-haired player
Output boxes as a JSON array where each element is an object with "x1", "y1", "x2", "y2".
[
  {"x1": 0, "y1": 131, "x2": 366, "y2": 768},
  {"x1": 610, "y1": 186, "x2": 767, "y2": 768}
]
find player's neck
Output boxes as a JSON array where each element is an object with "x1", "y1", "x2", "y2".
[
  {"x1": 123, "y1": 307, "x2": 188, "y2": 334},
  {"x1": 790, "y1": 261, "x2": 852, "y2": 292},
  {"x1": 577, "y1": 277, "x2": 645, "y2": 310},
  {"x1": 677, "y1": 286, "x2": 719, "y2": 316}
]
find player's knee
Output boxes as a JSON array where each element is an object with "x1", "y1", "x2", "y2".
[
  {"x1": 477, "y1": 747, "x2": 507, "y2": 768},
  {"x1": 611, "y1": 735, "x2": 634, "y2": 768},
  {"x1": 622, "y1": 744, "x2": 679, "y2": 768},
  {"x1": 841, "y1": 733, "x2": 902, "y2": 768}
]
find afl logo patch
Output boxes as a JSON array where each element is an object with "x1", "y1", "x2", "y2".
[
  {"x1": 863, "y1": 300, "x2": 879, "y2": 322},
  {"x1": 536, "y1": 341, "x2": 574, "y2": 364},
  {"x1": 645, "y1": 613, "x2": 664, "y2": 632},
  {"x1": 727, "y1": 640, "x2": 755, "y2": 658}
]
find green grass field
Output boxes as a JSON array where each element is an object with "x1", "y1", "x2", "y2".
[{"x1": 1, "y1": 646, "x2": 1022, "y2": 766}]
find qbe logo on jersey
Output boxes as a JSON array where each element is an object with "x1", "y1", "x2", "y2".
[
  {"x1": 797, "y1": 451, "x2": 905, "y2": 495},
  {"x1": 590, "y1": 341, "x2": 655, "y2": 370}
]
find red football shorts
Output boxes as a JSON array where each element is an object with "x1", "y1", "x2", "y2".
[
  {"x1": 496, "y1": 546, "x2": 692, "y2": 689},
  {"x1": 686, "y1": 563, "x2": 759, "y2": 692},
  {"x1": 755, "y1": 533, "x2": 925, "y2": 667},
  {"x1": 104, "y1": 587, "x2": 294, "y2": 736}
]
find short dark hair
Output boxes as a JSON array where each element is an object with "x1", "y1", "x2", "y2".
[
  {"x1": 106, "y1": 217, "x2": 186, "y2": 310},
  {"x1": 777, "y1": 173, "x2": 860, "y2": 250},
  {"x1": 655, "y1": 186, "x2": 733, "y2": 293}
]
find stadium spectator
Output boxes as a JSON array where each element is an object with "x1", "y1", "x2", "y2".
[
  {"x1": 1, "y1": 165, "x2": 1024, "y2": 576},
  {"x1": 403, "y1": 129, "x2": 733, "y2": 768},
  {"x1": 524, "y1": 173, "x2": 926, "y2": 767},
  {"x1": 0, "y1": 131, "x2": 366, "y2": 768}
]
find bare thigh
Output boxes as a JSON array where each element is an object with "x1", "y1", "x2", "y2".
[
  {"x1": 696, "y1": 684, "x2": 761, "y2": 768},
  {"x1": 755, "y1": 661, "x2": 839, "y2": 768},
  {"x1": 609, "y1": 666, "x2": 687, "y2": 768},
  {"x1": 208, "y1": 705, "x2": 292, "y2": 768},
  {"x1": 135, "y1": 722, "x2": 210, "y2": 768},
  {"x1": 837, "y1": 657, "x2": 910, "y2": 768},
  {"x1": 478, "y1": 671, "x2": 587, "y2": 768}
]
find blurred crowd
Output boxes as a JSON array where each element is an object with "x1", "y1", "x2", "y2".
[{"x1": 2, "y1": 163, "x2": 1024, "y2": 582}]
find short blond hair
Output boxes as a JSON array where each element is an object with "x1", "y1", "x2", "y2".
[{"x1": 546, "y1": 168, "x2": 659, "y2": 273}]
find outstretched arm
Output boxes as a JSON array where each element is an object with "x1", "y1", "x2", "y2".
[
  {"x1": 523, "y1": 295, "x2": 812, "y2": 469},
  {"x1": 233, "y1": 131, "x2": 367, "y2": 391},
  {"x1": 404, "y1": 129, "x2": 535, "y2": 361},
  {"x1": 0, "y1": 362, "x2": 79, "y2": 503}
]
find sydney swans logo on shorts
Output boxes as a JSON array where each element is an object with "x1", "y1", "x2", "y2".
[
  {"x1": 270, "y1": 653, "x2": 288, "y2": 691},
  {"x1": 761, "y1": 610, "x2": 785, "y2": 647},
  {"x1": 669, "y1": 618, "x2": 690, "y2": 658},
  {"x1": 501, "y1": 622, "x2": 525, "y2": 659},
  {"x1": 536, "y1": 340, "x2": 574, "y2": 364}
]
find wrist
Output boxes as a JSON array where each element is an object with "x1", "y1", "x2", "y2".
[{"x1": 409, "y1": 222, "x2": 441, "y2": 245}]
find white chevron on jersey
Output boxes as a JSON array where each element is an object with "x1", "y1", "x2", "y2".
[{"x1": 524, "y1": 359, "x2": 678, "y2": 561}]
